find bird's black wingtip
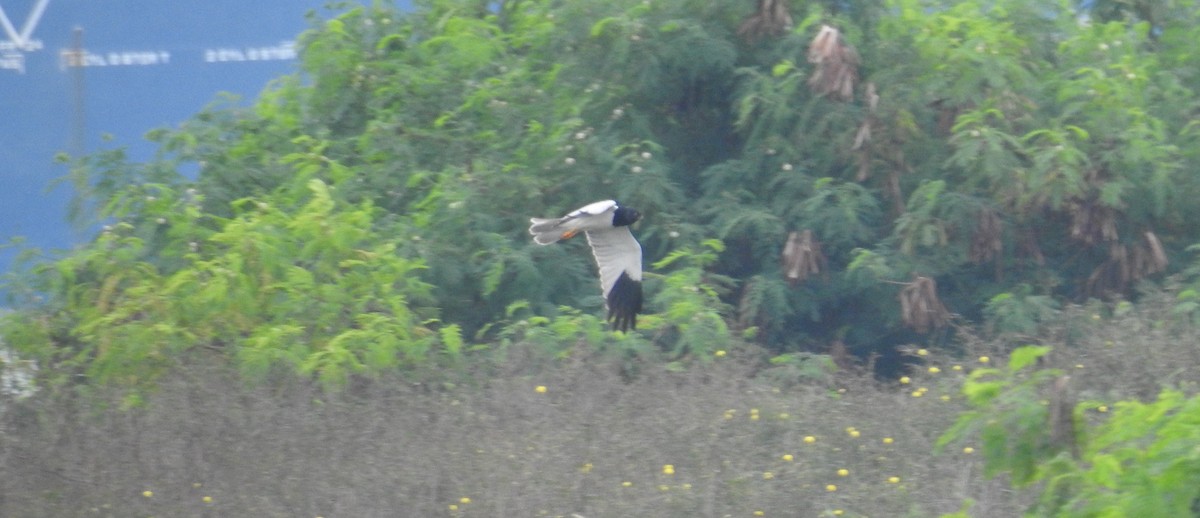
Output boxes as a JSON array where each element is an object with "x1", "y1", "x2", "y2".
[{"x1": 607, "y1": 272, "x2": 644, "y2": 332}]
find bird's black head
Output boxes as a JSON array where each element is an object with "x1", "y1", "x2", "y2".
[{"x1": 612, "y1": 206, "x2": 641, "y2": 227}]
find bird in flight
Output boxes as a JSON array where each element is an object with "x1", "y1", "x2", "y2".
[{"x1": 529, "y1": 200, "x2": 643, "y2": 332}]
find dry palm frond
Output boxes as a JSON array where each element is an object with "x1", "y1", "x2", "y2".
[
  {"x1": 1019, "y1": 229, "x2": 1046, "y2": 265},
  {"x1": 1047, "y1": 375, "x2": 1079, "y2": 459},
  {"x1": 969, "y1": 208, "x2": 1003, "y2": 264},
  {"x1": 854, "y1": 83, "x2": 880, "y2": 182},
  {"x1": 852, "y1": 83, "x2": 879, "y2": 152},
  {"x1": 852, "y1": 119, "x2": 872, "y2": 151},
  {"x1": 1085, "y1": 231, "x2": 1169, "y2": 297},
  {"x1": 1068, "y1": 199, "x2": 1119, "y2": 246},
  {"x1": 1141, "y1": 230, "x2": 1169, "y2": 273},
  {"x1": 737, "y1": 0, "x2": 793, "y2": 42},
  {"x1": 782, "y1": 230, "x2": 826, "y2": 285},
  {"x1": 899, "y1": 275, "x2": 950, "y2": 334},
  {"x1": 1086, "y1": 244, "x2": 1128, "y2": 297},
  {"x1": 807, "y1": 25, "x2": 859, "y2": 101},
  {"x1": 929, "y1": 98, "x2": 962, "y2": 136},
  {"x1": 829, "y1": 339, "x2": 856, "y2": 372}
]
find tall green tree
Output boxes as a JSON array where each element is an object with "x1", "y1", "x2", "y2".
[{"x1": 6, "y1": 0, "x2": 1200, "y2": 390}]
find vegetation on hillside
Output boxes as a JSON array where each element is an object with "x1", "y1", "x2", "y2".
[
  {"x1": 2, "y1": 294, "x2": 1199, "y2": 517},
  {"x1": 6, "y1": 0, "x2": 1200, "y2": 381},
  {"x1": 3, "y1": 0, "x2": 1200, "y2": 515}
]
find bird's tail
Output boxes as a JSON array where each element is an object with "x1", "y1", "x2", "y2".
[{"x1": 529, "y1": 217, "x2": 564, "y2": 245}]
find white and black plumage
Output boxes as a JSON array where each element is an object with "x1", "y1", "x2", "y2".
[{"x1": 529, "y1": 200, "x2": 643, "y2": 332}]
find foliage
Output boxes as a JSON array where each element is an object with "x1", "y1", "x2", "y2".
[
  {"x1": 983, "y1": 285, "x2": 1061, "y2": 336},
  {"x1": 650, "y1": 239, "x2": 736, "y2": 358},
  {"x1": 6, "y1": 0, "x2": 1200, "y2": 393},
  {"x1": 938, "y1": 346, "x2": 1066, "y2": 486},
  {"x1": 492, "y1": 239, "x2": 734, "y2": 371},
  {"x1": 940, "y1": 344, "x2": 1200, "y2": 517},
  {"x1": 2, "y1": 175, "x2": 440, "y2": 395}
]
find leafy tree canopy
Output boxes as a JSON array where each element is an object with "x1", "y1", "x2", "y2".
[{"x1": 5, "y1": 0, "x2": 1200, "y2": 391}]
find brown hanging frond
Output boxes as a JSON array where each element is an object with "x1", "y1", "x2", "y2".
[
  {"x1": 806, "y1": 25, "x2": 859, "y2": 101},
  {"x1": 1142, "y1": 230, "x2": 1169, "y2": 274},
  {"x1": 1019, "y1": 229, "x2": 1046, "y2": 265},
  {"x1": 828, "y1": 339, "x2": 856, "y2": 372},
  {"x1": 1085, "y1": 230, "x2": 1169, "y2": 297},
  {"x1": 1086, "y1": 244, "x2": 1127, "y2": 297},
  {"x1": 853, "y1": 83, "x2": 879, "y2": 182},
  {"x1": 969, "y1": 208, "x2": 1003, "y2": 264},
  {"x1": 1047, "y1": 375, "x2": 1080, "y2": 459},
  {"x1": 737, "y1": 0, "x2": 793, "y2": 42},
  {"x1": 1068, "y1": 199, "x2": 1119, "y2": 246},
  {"x1": 899, "y1": 275, "x2": 950, "y2": 334},
  {"x1": 782, "y1": 230, "x2": 826, "y2": 286}
]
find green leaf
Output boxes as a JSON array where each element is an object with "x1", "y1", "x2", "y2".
[
  {"x1": 771, "y1": 60, "x2": 794, "y2": 77},
  {"x1": 482, "y1": 256, "x2": 506, "y2": 296},
  {"x1": 440, "y1": 324, "x2": 464, "y2": 359},
  {"x1": 1008, "y1": 345, "x2": 1052, "y2": 373},
  {"x1": 590, "y1": 17, "x2": 619, "y2": 37}
]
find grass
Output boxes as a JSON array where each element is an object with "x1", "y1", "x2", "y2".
[{"x1": 1, "y1": 289, "x2": 1198, "y2": 517}]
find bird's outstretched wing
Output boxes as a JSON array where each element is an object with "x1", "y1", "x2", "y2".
[
  {"x1": 529, "y1": 200, "x2": 617, "y2": 245},
  {"x1": 585, "y1": 226, "x2": 643, "y2": 332}
]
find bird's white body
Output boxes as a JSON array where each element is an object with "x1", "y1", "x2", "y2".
[
  {"x1": 529, "y1": 200, "x2": 644, "y2": 331},
  {"x1": 528, "y1": 200, "x2": 621, "y2": 245}
]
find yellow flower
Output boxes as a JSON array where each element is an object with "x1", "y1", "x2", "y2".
[
  {"x1": 782, "y1": 454, "x2": 794, "y2": 461},
  {"x1": 715, "y1": 350, "x2": 727, "y2": 357},
  {"x1": 911, "y1": 390, "x2": 924, "y2": 397},
  {"x1": 963, "y1": 447, "x2": 975, "y2": 454},
  {"x1": 622, "y1": 481, "x2": 633, "y2": 487},
  {"x1": 899, "y1": 376, "x2": 911, "y2": 384},
  {"x1": 460, "y1": 497, "x2": 471, "y2": 504},
  {"x1": 535, "y1": 385, "x2": 547, "y2": 393},
  {"x1": 448, "y1": 504, "x2": 458, "y2": 511},
  {"x1": 882, "y1": 437, "x2": 894, "y2": 444},
  {"x1": 952, "y1": 364, "x2": 963, "y2": 371},
  {"x1": 762, "y1": 471, "x2": 774, "y2": 480},
  {"x1": 804, "y1": 435, "x2": 816, "y2": 444},
  {"x1": 754, "y1": 511, "x2": 765, "y2": 517},
  {"x1": 928, "y1": 366, "x2": 941, "y2": 374},
  {"x1": 778, "y1": 412, "x2": 790, "y2": 420},
  {"x1": 142, "y1": 490, "x2": 153, "y2": 498},
  {"x1": 202, "y1": 496, "x2": 213, "y2": 504},
  {"x1": 192, "y1": 482, "x2": 202, "y2": 488},
  {"x1": 887, "y1": 476, "x2": 901, "y2": 484},
  {"x1": 663, "y1": 464, "x2": 675, "y2": 475},
  {"x1": 658, "y1": 484, "x2": 670, "y2": 491},
  {"x1": 681, "y1": 483, "x2": 692, "y2": 490},
  {"x1": 1075, "y1": 364, "x2": 1085, "y2": 369},
  {"x1": 1098, "y1": 405, "x2": 1109, "y2": 413},
  {"x1": 837, "y1": 468, "x2": 849, "y2": 477},
  {"x1": 940, "y1": 395, "x2": 951, "y2": 402},
  {"x1": 833, "y1": 510, "x2": 844, "y2": 516},
  {"x1": 849, "y1": 429, "x2": 861, "y2": 438},
  {"x1": 978, "y1": 356, "x2": 990, "y2": 364},
  {"x1": 580, "y1": 462, "x2": 593, "y2": 473},
  {"x1": 916, "y1": 348, "x2": 929, "y2": 356},
  {"x1": 826, "y1": 484, "x2": 838, "y2": 492},
  {"x1": 724, "y1": 409, "x2": 735, "y2": 419}
]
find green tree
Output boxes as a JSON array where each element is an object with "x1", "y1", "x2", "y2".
[
  {"x1": 940, "y1": 345, "x2": 1200, "y2": 517},
  {"x1": 7, "y1": 0, "x2": 1200, "y2": 389}
]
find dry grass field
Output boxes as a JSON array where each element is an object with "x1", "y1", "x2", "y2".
[{"x1": 2, "y1": 291, "x2": 1198, "y2": 517}]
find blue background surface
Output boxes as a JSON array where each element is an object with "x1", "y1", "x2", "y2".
[{"x1": 1, "y1": 1, "x2": 362, "y2": 288}]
